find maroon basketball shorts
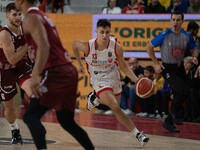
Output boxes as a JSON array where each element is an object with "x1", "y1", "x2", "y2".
[
  {"x1": 39, "y1": 64, "x2": 78, "y2": 111},
  {"x1": 0, "y1": 65, "x2": 32, "y2": 101}
]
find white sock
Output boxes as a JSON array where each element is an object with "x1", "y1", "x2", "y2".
[
  {"x1": 131, "y1": 127, "x2": 140, "y2": 137},
  {"x1": 93, "y1": 98, "x2": 100, "y2": 106},
  {"x1": 9, "y1": 121, "x2": 19, "y2": 130}
]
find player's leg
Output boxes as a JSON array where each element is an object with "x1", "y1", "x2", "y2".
[
  {"x1": 56, "y1": 109, "x2": 96, "y2": 150},
  {"x1": 20, "y1": 78, "x2": 32, "y2": 107},
  {"x1": 23, "y1": 98, "x2": 48, "y2": 149},
  {"x1": 98, "y1": 90, "x2": 149, "y2": 146},
  {"x1": 3, "y1": 98, "x2": 22, "y2": 144},
  {"x1": 20, "y1": 78, "x2": 32, "y2": 97}
]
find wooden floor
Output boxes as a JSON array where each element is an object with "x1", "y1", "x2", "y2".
[{"x1": 0, "y1": 108, "x2": 200, "y2": 150}]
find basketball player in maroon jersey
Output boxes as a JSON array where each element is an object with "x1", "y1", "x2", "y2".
[
  {"x1": 0, "y1": 3, "x2": 32, "y2": 144},
  {"x1": 14, "y1": 0, "x2": 96, "y2": 149}
]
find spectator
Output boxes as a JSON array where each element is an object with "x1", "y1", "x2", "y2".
[
  {"x1": 117, "y1": 0, "x2": 131, "y2": 8},
  {"x1": 183, "y1": 56, "x2": 200, "y2": 123},
  {"x1": 167, "y1": 0, "x2": 189, "y2": 13},
  {"x1": 122, "y1": 0, "x2": 144, "y2": 14},
  {"x1": 187, "y1": 0, "x2": 200, "y2": 14},
  {"x1": 158, "y1": 0, "x2": 171, "y2": 10},
  {"x1": 145, "y1": 0, "x2": 166, "y2": 13},
  {"x1": 153, "y1": 72, "x2": 172, "y2": 119},
  {"x1": 120, "y1": 57, "x2": 144, "y2": 115},
  {"x1": 187, "y1": 21, "x2": 200, "y2": 62},
  {"x1": 145, "y1": 0, "x2": 171, "y2": 10},
  {"x1": 102, "y1": 0, "x2": 122, "y2": 14}
]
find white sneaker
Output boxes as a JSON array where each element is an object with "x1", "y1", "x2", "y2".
[
  {"x1": 136, "y1": 131, "x2": 149, "y2": 147},
  {"x1": 124, "y1": 109, "x2": 133, "y2": 115},
  {"x1": 136, "y1": 112, "x2": 148, "y2": 117},
  {"x1": 86, "y1": 92, "x2": 97, "y2": 111},
  {"x1": 104, "y1": 110, "x2": 113, "y2": 115}
]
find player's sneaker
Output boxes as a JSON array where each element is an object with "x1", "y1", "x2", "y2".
[
  {"x1": 11, "y1": 129, "x2": 23, "y2": 144},
  {"x1": 136, "y1": 131, "x2": 149, "y2": 146},
  {"x1": 87, "y1": 92, "x2": 97, "y2": 111},
  {"x1": 162, "y1": 121, "x2": 180, "y2": 133}
]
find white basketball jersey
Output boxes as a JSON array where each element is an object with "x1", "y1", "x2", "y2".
[
  {"x1": 85, "y1": 38, "x2": 118, "y2": 78},
  {"x1": 85, "y1": 38, "x2": 121, "y2": 95}
]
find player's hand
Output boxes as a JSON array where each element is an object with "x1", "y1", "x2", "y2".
[
  {"x1": 30, "y1": 75, "x2": 42, "y2": 98},
  {"x1": 195, "y1": 65, "x2": 200, "y2": 78},
  {"x1": 154, "y1": 63, "x2": 165, "y2": 74}
]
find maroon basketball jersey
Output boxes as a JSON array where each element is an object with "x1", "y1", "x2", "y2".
[
  {"x1": 24, "y1": 7, "x2": 71, "y2": 69},
  {"x1": 0, "y1": 26, "x2": 28, "y2": 66}
]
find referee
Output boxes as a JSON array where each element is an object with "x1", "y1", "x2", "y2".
[{"x1": 147, "y1": 11, "x2": 199, "y2": 132}]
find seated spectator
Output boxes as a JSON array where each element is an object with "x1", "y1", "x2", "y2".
[
  {"x1": 102, "y1": 0, "x2": 122, "y2": 14},
  {"x1": 183, "y1": 56, "x2": 200, "y2": 123},
  {"x1": 122, "y1": 0, "x2": 144, "y2": 14},
  {"x1": 120, "y1": 57, "x2": 144, "y2": 115},
  {"x1": 145, "y1": 0, "x2": 166, "y2": 13},
  {"x1": 167, "y1": 0, "x2": 189, "y2": 13},
  {"x1": 153, "y1": 72, "x2": 172, "y2": 119},
  {"x1": 158, "y1": 0, "x2": 171, "y2": 10},
  {"x1": 187, "y1": 21, "x2": 200, "y2": 62},
  {"x1": 117, "y1": 0, "x2": 131, "y2": 8},
  {"x1": 187, "y1": 0, "x2": 200, "y2": 14}
]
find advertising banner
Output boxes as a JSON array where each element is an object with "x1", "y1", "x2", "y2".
[{"x1": 92, "y1": 14, "x2": 200, "y2": 52}]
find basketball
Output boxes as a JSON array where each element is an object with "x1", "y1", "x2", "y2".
[{"x1": 134, "y1": 77, "x2": 154, "y2": 99}]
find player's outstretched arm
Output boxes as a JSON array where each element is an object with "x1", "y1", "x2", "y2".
[
  {"x1": 116, "y1": 43, "x2": 139, "y2": 83},
  {"x1": 0, "y1": 30, "x2": 28, "y2": 65},
  {"x1": 72, "y1": 40, "x2": 88, "y2": 74}
]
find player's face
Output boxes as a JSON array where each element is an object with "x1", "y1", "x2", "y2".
[
  {"x1": 96, "y1": 26, "x2": 111, "y2": 44},
  {"x1": 170, "y1": 14, "x2": 183, "y2": 32},
  {"x1": 7, "y1": 9, "x2": 22, "y2": 27}
]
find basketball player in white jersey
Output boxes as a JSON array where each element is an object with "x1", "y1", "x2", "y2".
[{"x1": 73, "y1": 19, "x2": 149, "y2": 146}]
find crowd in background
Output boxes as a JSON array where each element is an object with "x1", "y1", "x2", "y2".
[
  {"x1": 37, "y1": 0, "x2": 200, "y2": 14},
  {"x1": 103, "y1": 0, "x2": 200, "y2": 14}
]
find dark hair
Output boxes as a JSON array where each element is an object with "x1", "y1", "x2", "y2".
[
  {"x1": 28, "y1": 0, "x2": 38, "y2": 4},
  {"x1": 6, "y1": 3, "x2": 17, "y2": 13},
  {"x1": 97, "y1": 19, "x2": 111, "y2": 28},
  {"x1": 187, "y1": 21, "x2": 199, "y2": 31},
  {"x1": 144, "y1": 66, "x2": 155, "y2": 73},
  {"x1": 171, "y1": 11, "x2": 184, "y2": 20}
]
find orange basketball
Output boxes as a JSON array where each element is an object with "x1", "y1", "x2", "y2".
[{"x1": 135, "y1": 77, "x2": 154, "y2": 99}]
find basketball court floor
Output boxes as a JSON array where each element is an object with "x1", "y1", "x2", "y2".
[{"x1": 0, "y1": 107, "x2": 200, "y2": 150}]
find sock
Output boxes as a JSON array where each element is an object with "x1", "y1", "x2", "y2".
[
  {"x1": 131, "y1": 127, "x2": 140, "y2": 137},
  {"x1": 9, "y1": 121, "x2": 19, "y2": 130}
]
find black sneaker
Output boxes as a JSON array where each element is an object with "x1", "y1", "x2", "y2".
[
  {"x1": 136, "y1": 131, "x2": 149, "y2": 147},
  {"x1": 162, "y1": 121, "x2": 180, "y2": 133},
  {"x1": 11, "y1": 129, "x2": 23, "y2": 144}
]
